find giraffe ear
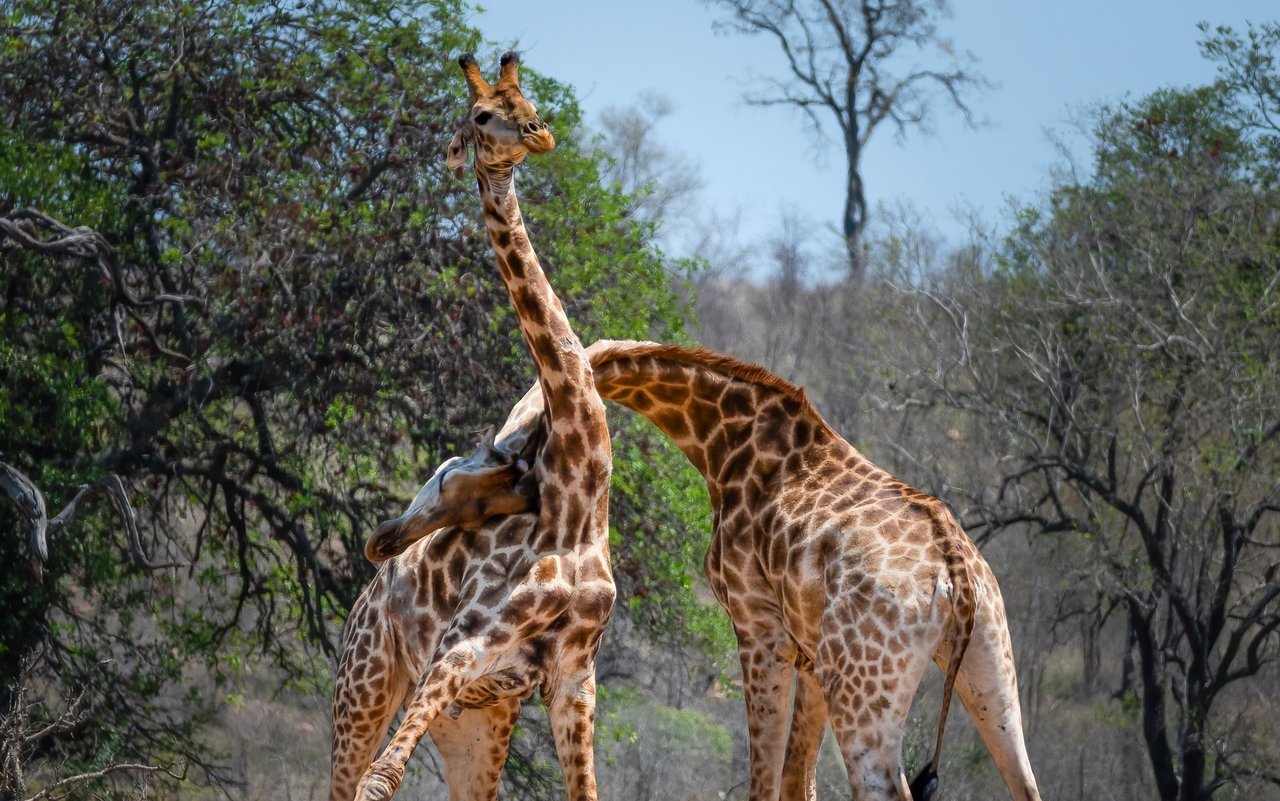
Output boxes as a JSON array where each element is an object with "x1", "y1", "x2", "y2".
[{"x1": 446, "y1": 127, "x2": 470, "y2": 176}]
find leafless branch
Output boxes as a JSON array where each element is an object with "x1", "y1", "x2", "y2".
[
  {"x1": 0, "y1": 462, "x2": 48, "y2": 578},
  {"x1": 709, "y1": 0, "x2": 985, "y2": 277},
  {"x1": 0, "y1": 208, "x2": 110, "y2": 259},
  {"x1": 24, "y1": 761, "x2": 190, "y2": 801},
  {"x1": 1, "y1": 462, "x2": 183, "y2": 579},
  {"x1": 0, "y1": 208, "x2": 200, "y2": 308}
]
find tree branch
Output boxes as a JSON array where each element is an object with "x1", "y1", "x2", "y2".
[
  {"x1": 1, "y1": 463, "x2": 181, "y2": 580},
  {"x1": 0, "y1": 462, "x2": 48, "y2": 579},
  {"x1": 24, "y1": 761, "x2": 189, "y2": 801},
  {"x1": 0, "y1": 208, "x2": 109, "y2": 259},
  {"x1": 0, "y1": 208, "x2": 201, "y2": 310}
]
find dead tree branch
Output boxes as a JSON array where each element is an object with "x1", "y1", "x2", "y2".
[{"x1": 0, "y1": 462, "x2": 183, "y2": 581}]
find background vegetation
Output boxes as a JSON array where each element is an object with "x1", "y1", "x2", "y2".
[{"x1": 1, "y1": 1, "x2": 1276, "y2": 800}]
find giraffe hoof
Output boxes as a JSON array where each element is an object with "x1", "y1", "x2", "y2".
[{"x1": 355, "y1": 762, "x2": 402, "y2": 801}]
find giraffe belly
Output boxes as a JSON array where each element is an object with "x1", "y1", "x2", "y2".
[{"x1": 451, "y1": 668, "x2": 541, "y2": 711}]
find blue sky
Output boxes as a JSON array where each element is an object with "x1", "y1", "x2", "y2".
[{"x1": 468, "y1": 1, "x2": 1275, "y2": 266}]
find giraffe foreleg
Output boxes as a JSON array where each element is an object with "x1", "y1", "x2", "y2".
[
  {"x1": 429, "y1": 697, "x2": 522, "y2": 801},
  {"x1": 355, "y1": 645, "x2": 493, "y2": 801},
  {"x1": 329, "y1": 607, "x2": 409, "y2": 801},
  {"x1": 780, "y1": 667, "x2": 827, "y2": 801},
  {"x1": 546, "y1": 669, "x2": 602, "y2": 801}
]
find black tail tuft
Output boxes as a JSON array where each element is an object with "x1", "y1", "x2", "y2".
[{"x1": 909, "y1": 765, "x2": 939, "y2": 801}]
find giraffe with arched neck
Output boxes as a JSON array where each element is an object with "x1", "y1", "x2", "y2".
[
  {"x1": 329, "y1": 52, "x2": 615, "y2": 801},
  {"x1": 408, "y1": 340, "x2": 1043, "y2": 801}
]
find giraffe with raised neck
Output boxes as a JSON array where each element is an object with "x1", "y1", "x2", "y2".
[
  {"x1": 328, "y1": 52, "x2": 615, "y2": 801},
  {"x1": 421, "y1": 340, "x2": 1042, "y2": 801}
]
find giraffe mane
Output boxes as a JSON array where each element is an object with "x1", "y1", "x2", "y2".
[{"x1": 586, "y1": 339, "x2": 820, "y2": 415}]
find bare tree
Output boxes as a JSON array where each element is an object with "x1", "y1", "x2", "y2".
[
  {"x1": 598, "y1": 92, "x2": 704, "y2": 236},
  {"x1": 0, "y1": 656, "x2": 188, "y2": 801},
  {"x1": 755, "y1": 210, "x2": 816, "y2": 375},
  {"x1": 909, "y1": 76, "x2": 1280, "y2": 800},
  {"x1": 707, "y1": 0, "x2": 985, "y2": 282}
]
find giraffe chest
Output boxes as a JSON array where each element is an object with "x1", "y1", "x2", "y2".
[{"x1": 387, "y1": 546, "x2": 614, "y2": 718}]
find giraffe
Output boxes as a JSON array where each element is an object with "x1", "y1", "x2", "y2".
[
  {"x1": 399, "y1": 339, "x2": 1042, "y2": 801},
  {"x1": 329, "y1": 429, "x2": 543, "y2": 801},
  {"x1": 329, "y1": 52, "x2": 615, "y2": 801}
]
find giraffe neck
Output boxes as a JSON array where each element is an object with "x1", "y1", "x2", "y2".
[
  {"x1": 475, "y1": 164, "x2": 610, "y2": 553},
  {"x1": 588, "y1": 348, "x2": 877, "y2": 498},
  {"x1": 475, "y1": 166, "x2": 598, "y2": 434}
]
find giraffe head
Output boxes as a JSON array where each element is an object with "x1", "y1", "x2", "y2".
[
  {"x1": 446, "y1": 52, "x2": 555, "y2": 177},
  {"x1": 364, "y1": 427, "x2": 541, "y2": 563}
]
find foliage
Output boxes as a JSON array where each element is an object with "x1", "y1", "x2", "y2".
[
  {"x1": 594, "y1": 685, "x2": 734, "y2": 801},
  {"x1": 0, "y1": 0, "x2": 718, "y2": 795},
  {"x1": 607, "y1": 417, "x2": 735, "y2": 666},
  {"x1": 1199, "y1": 20, "x2": 1280, "y2": 175}
]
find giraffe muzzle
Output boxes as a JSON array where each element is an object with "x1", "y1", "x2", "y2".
[
  {"x1": 365, "y1": 514, "x2": 420, "y2": 563},
  {"x1": 521, "y1": 124, "x2": 555, "y2": 155}
]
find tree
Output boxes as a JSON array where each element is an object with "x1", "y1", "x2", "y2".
[
  {"x1": 597, "y1": 93, "x2": 704, "y2": 237},
  {"x1": 707, "y1": 0, "x2": 984, "y2": 282},
  {"x1": 910, "y1": 31, "x2": 1280, "y2": 799},
  {"x1": 0, "y1": 0, "x2": 719, "y2": 795}
]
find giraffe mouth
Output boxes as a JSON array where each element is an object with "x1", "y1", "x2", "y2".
[
  {"x1": 522, "y1": 128, "x2": 555, "y2": 155},
  {"x1": 365, "y1": 506, "x2": 452, "y2": 563},
  {"x1": 364, "y1": 463, "x2": 459, "y2": 563}
]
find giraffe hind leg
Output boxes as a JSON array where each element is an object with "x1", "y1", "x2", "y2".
[
  {"x1": 948, "y1": 596, "x2": 1041, "y2": 801},
  {"x1": 815, "y1": 603, "x2": 935, "y2": 801},
  {"x1": 429, "y1": 697, "x2": 521, "y2": 801},
  {"x1": 821, "y1": 665, "x2": 922, "y2": 801},
  {"x1": 329, "y1": 621, "x2": 409, "y2": 801},
  {"x1": 734, "y1": 631, "x2": 798, "y2": 801},
  {"x1": 780, "y1": 667, "x2": 826, "y2": 801}
]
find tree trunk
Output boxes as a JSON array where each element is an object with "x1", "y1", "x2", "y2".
[
  {"x1": 1178, "y1": 654, "x2": 1210, "y2": 801},
  {"x1": 1178, "y1": 722, "x2": 1207, "y2": 801},
  {"x1": 1116, "y1": 617, "x2": 1137, "y2": 699},
  {"x1": 843, "y1": 140, "x2": 867, "y2": 285},
  {"x1": 1131, "y1": 599, "x2": 1181, "y2": 800}
]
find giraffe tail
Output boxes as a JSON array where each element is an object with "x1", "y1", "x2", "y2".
[
  {"x1": 912, "y1": 512, "x2": 978, "y2": 801},
  {"x1": 909, "y1": 764, "x2": 939, "y2": 801}
]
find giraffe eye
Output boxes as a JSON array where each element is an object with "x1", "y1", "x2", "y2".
[{"x1": 474, "y1": 111, "x2": 492, "y2": 125}]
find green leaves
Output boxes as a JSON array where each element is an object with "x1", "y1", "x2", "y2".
[{"x1": 2, "y1": 0, "x2": 716, "y2": 794}]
